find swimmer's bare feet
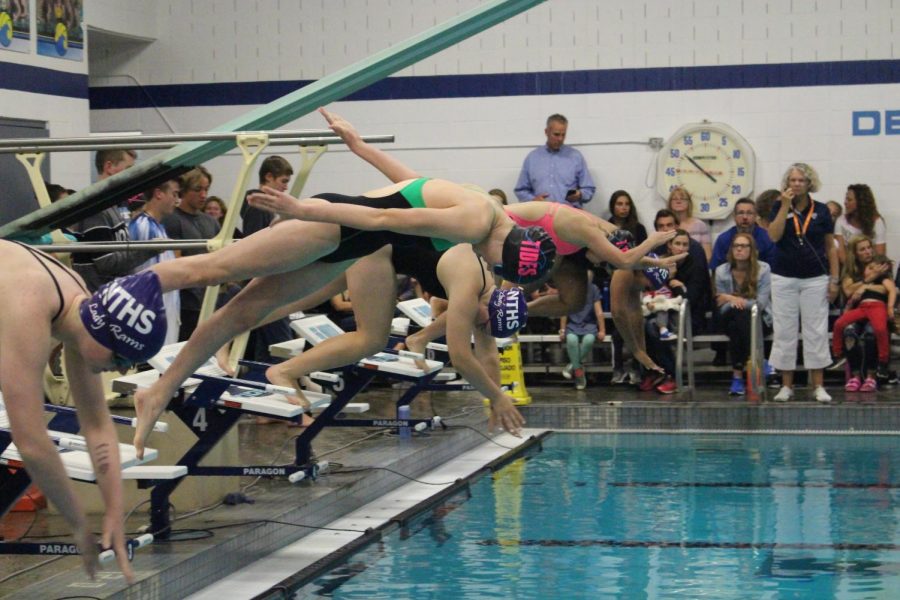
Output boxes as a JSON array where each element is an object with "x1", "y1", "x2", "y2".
[
  {"x1": 133, "y1": 386, "x2": 170, "y2": 459},
  {"x1": 214, "y1": 344, "x2": 236, "y2": 376},
  {"x1": 404, "y1": 331, "x2": 429, "y2": 371}
]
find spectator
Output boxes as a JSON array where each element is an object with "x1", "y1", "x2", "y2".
[
  {"x1": 710, "y1": 197, "x2": 776, "y2": 271},
  {"x1": 754, "y1": 189, "x2": 780, "y2": 230},
  {"x1": 667, "y1": 186, "x2": 711, "y2": 261},
  {"x1": 162, "y1": 166, "x2": 220, "y2": 340},
  {"x1": 714, "y1": 233, "x2": 772, "y2": 396},
  {"x1": 837, "y1": 235, "x2": 893, "y2": 392},
  {"x1": 560, "y1": 273, "x2": 605, "y2": 391},
  {"x1": 653, "y1": 209, "x2": 711, "y2": 333},
  {"x1": 832, "y1": 254, "x2": 895, "y2": 390},
  {"x1": 641, "y1": 229, "x2": 700, "y2": 394},
  {"x1": 827, "y1": 200, "x2": 843, "y2": 221},
  {"x1": 608, "y1": 190, "x2": 648, "y2": 244},
  {"x1": 203, "y1": 196, "x2": 228, "y2": 225},
  {"x1": 240, "y1": 156, "x2": 295, "y2": 363},
  {"x1": 767, "y1": 163, "x2": 839, "y2": 403},
  {"x1": 45, "y1": 182, "x2": 69, "y2": 202},
  {"x1": 329, "y1": 290, "x2": 357, "y2": 332},
  {"x1": 70, "y1": 149, "x2": 158, "y2": 291},
  {"x1": 128, "y1": 180, "x2": 182, "y2": 345},
  {"x1": 514, "y1": 113, "x2": 595, "y2": 208},
  {"x1": 242, "y1": 155, "x2": 294, "y2": 234},
  {"x1": 834, "y1": 183, "x2": 887, "y2": 263},
  {"x1": 488, "y1": 188, "x2": 508, "y2": 206}
]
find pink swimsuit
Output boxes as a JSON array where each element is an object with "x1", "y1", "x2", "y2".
[{"x1": 505, "y1": 202, "x2": 583, "y2": 256}]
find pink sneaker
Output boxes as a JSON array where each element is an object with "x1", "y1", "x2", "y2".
[
  {"x1": 844, "y1": 377, "x2": 861, "y2": 392},
  {"x1": 859, "y1": 377, "x2": 878, "y2": 393}
]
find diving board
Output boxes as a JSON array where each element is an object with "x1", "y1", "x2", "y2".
[{"x1": 0, "y1": 0, "x2": 544, "y2": 239}]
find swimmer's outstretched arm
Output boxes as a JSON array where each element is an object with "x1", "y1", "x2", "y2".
[
  {"x1": 581, "y1": 225, "x2": 678, "y2": 269},
  {"x1": 438, "y1": 248, "x2": 524, "y2": 436},
  {"x1": 65, "y1": 345, "x2": 135, "y2": 583},
  {"x1": 0, "y1": 317, "x2": 131, "y2": 582},
  {"x1": 248, "y1": 186, "x2": 491, "y2": 245},
  {"x1": 319, "y1": 108, "x2": 420, "y2": 183}
]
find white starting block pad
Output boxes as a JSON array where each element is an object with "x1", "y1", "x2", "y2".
[
  {"x1": 273, "y1": 315, "x2": 444, "y2": 377},
  {"x1": 112, "y1": 343, "x2": 367, "y2": 417},
  {"x1": 0, "y1": 396, "x2": 185, "y2": 482},
  {"x1": 397, "y1": 298, "x2": 433, "y2": 328}
]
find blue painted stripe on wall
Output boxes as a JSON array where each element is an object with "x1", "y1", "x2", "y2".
[
  {"x1": 0, "y1": 61, "x2": 89, "y2": 99},
  {"x1": 88, "y1": 58, "x2": 900, "y2": 110}
]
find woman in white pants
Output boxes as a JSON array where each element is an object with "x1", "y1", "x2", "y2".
[{"x1": 767, "y1": 163, "x2": 840, "y2": 402}]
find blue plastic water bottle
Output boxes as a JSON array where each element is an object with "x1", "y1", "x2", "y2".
[{"x1": 398, "y1": 404, "x2": 411, "y2": 440}]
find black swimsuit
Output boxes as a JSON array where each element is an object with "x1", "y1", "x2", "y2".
[
  {"x1": 314, "y1": 191, "x2": 453, "y2": 264},
  {"x1": 13, "y1": 241, "x2": 87, "y2": 322}
]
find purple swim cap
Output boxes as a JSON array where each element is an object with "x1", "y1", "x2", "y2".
[
  {"x1": 79, "y1": 271, "x2": 167, "y2": 363},
  {"x1": 488, "y1": 287, "x2": 528, "y2": 338},
  {"x1": 496, "y1": 226, "x2": 556, "y2": 284},
  {"x1": 642, "y1": 253, "x2": 670, "y2": 290}
]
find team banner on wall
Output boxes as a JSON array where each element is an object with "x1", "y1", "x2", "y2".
[
  {"x1": 0, "y1": 0, "x2": 30, "y2": 53},
  {"x1": 36, "y1": 0, "x2": 82, "y2": 61}
]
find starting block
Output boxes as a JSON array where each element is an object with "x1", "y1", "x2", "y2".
[
  {"x1": 267, "y1": 314, "x2": 447, "y2": 449},
  {"x1": 0, "y1": 395, "x2": 174, "y2": 562},
  {"x1": 112, "y1": 342, "x2": 368, "y2": 538},
  {"x1": 396, "y1": 299, "x2": 520, "y2": 397}
]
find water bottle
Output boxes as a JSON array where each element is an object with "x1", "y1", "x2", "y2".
[{"x1": 397, "y1": 404, "x2": 411, "y2": 440}]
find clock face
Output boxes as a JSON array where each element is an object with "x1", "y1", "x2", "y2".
[{"x1": 658, "y1": 123, "x2": 755, "y2": 220}]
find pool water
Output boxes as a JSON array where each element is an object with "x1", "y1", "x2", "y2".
[{"x1": 293, "y1": 433, "x2": 900, "y2": 599}]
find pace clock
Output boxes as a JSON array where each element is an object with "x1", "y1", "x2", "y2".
[{"x1": 656, "y1": 121, "x2": 756, "y2": 220}]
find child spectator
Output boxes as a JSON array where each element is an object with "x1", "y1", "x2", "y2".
[
  {"x1": 560, "y1": 273, "x2": 605, "y2": 390},
  {"x1": 832, "y1": 254, "x2": 896, "y2": 391}
]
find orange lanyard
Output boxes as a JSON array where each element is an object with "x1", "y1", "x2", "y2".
[{"x1": 791, "y1": 201, "x2": 814, "y2": 245}]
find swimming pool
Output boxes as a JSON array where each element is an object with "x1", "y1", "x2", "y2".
[{"x1": 290, "y1": 433, "x2": 900, "y2": 599}]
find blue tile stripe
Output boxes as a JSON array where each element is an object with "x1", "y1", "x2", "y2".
[
  {"x1": 0, "y1": 61, "x2": 89, "y2": 99},
  {"x1": 87, "y1": 59, "x2": 900, "y2": 110}
]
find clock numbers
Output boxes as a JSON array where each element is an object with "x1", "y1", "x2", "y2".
[
  {"x1": 732, "y1": 185, "x2": 741, "y2": 195},
  {"x1": 683, "y1": 135, "x2": 693, "y2": 145},
  {"x1": 666, "y1": 167, "x2": 675, "y2": 176},
  {"x1": 733, "y1": 150, "x2": 741, "y2": 159},
  {"x1": 737, "y1": 167, "x2": 745, "y2": 177},
  {"x1": 719, "y1": 197, "x2": 728, "y2": 207},
  {"x1": 670, "y1": 149, "x2": 680, "y2": 158},
  {"x1": 701, "y1": 131, "x2": 710, "y2": 142},
  {"x1": 722, "y1": 136, "x2": 728, "y2": 145},
  {"x1": 700, "y1": 203, "x2": 710, "y2": 213}
]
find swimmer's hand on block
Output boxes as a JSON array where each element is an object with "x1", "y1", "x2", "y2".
[
  {"x1": 99, "y1": 534, "x2": 154, "y2": 564},
  {"x1": 397, "y1": 349, "x2": 425, "y2": 360}
]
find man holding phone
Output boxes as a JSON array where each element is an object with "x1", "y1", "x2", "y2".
[{"x1": 514, "y1": 113, "x2": 596, "y2": 209}]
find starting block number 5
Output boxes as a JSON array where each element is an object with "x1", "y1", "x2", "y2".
[{"x1": 192, "y1": 408, "x2": 208, "y2": 432}]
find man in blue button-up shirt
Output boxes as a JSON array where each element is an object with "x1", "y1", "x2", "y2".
[{"x1": 514, "y1": 114, "x2": 596, "y2": 209}]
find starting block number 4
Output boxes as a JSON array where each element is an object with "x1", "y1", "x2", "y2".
[{"x1": 192, "y1": 408, "x2": 208, "y2": 432}]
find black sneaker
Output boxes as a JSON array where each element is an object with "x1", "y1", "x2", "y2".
[{"x1": 875, "y1": 363, "x2": 891, "y2": 381}]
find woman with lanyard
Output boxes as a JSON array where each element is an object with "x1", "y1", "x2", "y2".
[{"x1": 767, "y1": 163, "x2": 840, "y2": 403}]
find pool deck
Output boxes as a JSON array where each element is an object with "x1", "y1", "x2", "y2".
[{"x1": 2, "y1": 382, "x2": 898, "y2": 599}]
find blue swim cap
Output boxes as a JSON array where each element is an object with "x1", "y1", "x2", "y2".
[
  {"x1": 642, "y1": 253, "x2": 670, "y2": 290},
  {"x1": 79, "y1": 271, "x2": 167, "y2": 363},
  {"x1": 488, "y1": 287, "x2": 528, "y2": 338}
]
